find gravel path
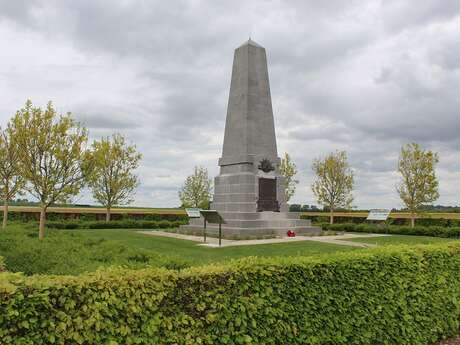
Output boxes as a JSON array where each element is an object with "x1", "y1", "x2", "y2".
[{"x1": 138, "y1": 231, "x2": 388, "y2": 248}]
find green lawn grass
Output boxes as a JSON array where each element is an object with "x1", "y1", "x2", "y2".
[
  {"x1": 0, "y1": 224, "x2": 355, "y2": 275},
  {"x1": 348, "y1": 235, "x2": 455, "y2": 246},
  {"x1": 1, "y1": 223, "x2": 456, "y2": 276},
  {"x1": 80, "y1": 229, "x2": 358, "y2": 265}
]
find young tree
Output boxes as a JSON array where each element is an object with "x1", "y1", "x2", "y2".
[
  {"x1": 179, "y1": 166, "x2": 212, "y2": 209},
  {"x1": 85, "y1": 134, "x2": 142, "y2": 222},
  {"x1": 280, "y1": 152, "x2": 299, "y2": 202},
  {"x1": 311, "y1": 151, "x2": 354, "y2": 224},
  {"x1": 0, "y1": 124, "x2": 25, "y2": 229},
  {"x1": 397, "y1": 143, "x2": 439, "y2": 227},
  {"x1": 9, "y1": 100, "x2": 89, "y2": 239}
]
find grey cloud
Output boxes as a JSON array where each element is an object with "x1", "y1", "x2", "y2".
[
  {"x1": 0, "y1": 0, "x2": 40, "y2": 26},
  {"x1": 76, "y1": 109, "x2": 142, "y2": 130},
  {"x1": 1, "y1": 0, "x2": 460, "y2": 208},
  {"x1": 381, "y1": 0, "x2": 460, "y2": 33}
]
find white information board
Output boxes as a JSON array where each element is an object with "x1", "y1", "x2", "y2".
[
  {"x1": 185, "y1": 208, "x2": 201, "y2": 218},
  {"x1": 367, "y1": 209, "x2": 391, "y2": 221}
]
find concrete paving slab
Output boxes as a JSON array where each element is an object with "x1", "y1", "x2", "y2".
[{"x1": 138, "y1": 231, "x2": 388, "y2": 248}]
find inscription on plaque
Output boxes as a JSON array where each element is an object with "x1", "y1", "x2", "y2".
[{"x1": 257, "y1": 178, "x2": 279, "y2": 212}]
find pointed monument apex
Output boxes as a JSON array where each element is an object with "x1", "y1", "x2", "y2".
[{"x1": 238, "y1": 38, "x2": 263, "y2": 48}]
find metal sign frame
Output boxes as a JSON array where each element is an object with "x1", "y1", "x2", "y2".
[{"x1": 200, "y1": 210, "x2": 225, "y2": 246}]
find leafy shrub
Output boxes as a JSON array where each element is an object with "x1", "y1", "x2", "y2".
[
  {"x1": 0, "y1": 211, "x2": 189, "y2": 223},
  {"x1": 321, "y1": 223, "x2": 460, "y2": 238},
  {"x1": 44, "y1": 220, "x2": 180, "y2": 230},
  {"x1": 289, "y1": 204, "x2": 301, "y2": 212},
  {"x1": 301, "y1": 213, "x2": 460, "y2": 227},
  {"x1": 46, "y1": 221, "x2": 81, "y2": 229},
  {"x1": 158, "y1": 220, "x2": 172, "y2": 228},
  {"x1": 0, "y1": 226, "x2": 191, "y2": 275},
  {"x1": 300, "y1": 215, "x2": 330, "y2": 224},
  {"x1": 300, "y1": 204, "x2": 311, "y2": 212},
  {"x1": 1, "y1": 243, "x2": 460, "y2": 344}
]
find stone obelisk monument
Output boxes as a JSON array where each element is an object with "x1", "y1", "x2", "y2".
[{"x1": 183, "y1": 39, "x2": 319, "y2": 236}]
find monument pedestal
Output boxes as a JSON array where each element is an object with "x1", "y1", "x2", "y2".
[
  {"x1": 183, "y1": 211, "x2": 320, "y2": 237},
  {"x1": 181, "y1": 39, "x2": 320, "y2": 237}
]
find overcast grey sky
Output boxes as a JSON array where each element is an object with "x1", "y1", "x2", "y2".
[{"x1": 1, "y1": 0, "x2": 459, "y2": 208}]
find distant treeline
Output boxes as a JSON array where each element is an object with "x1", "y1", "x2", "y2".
[
  {"x1": 7, "y1": 199, "x2": 92, "y2": 208},
  {"x1": 290, "y1": 204, "x2": 460, "y2": 213},
  {"x1": 8, "y1": 199, "x2": 460, "y2": 213},
  {"x1": 6, "y1": 199, "x2": 183, "y2": 210},
  {"x1": 417, "y1": 205, "x2": 460, "y2": 213}
]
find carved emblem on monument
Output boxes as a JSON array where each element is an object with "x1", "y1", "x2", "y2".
[{"x1": 258, "y1": 158, "x2": 275, "y2": 173}]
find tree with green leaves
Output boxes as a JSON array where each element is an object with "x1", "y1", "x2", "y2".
[
  {"x1": 9, "y1": 100, "x2": 89, "y2": 239},
  {"x1": 0, "y1": 124, "x2": 25, "y2": 229},
  {"x1": 85, "y1": 134, "x2": 142, "y2": 222},
  {"x1": 179, "y1": 166, "x2": 212, "y2": 209},
  {"x1": 311, "y1": 150, "x2": 354, "y2": 224},
  {"x1": 280, "y1": 152, "x2": 299, "y2": 202},
  {"x1": 397, "y1": 143, "x2": 439, "y2": 227}
]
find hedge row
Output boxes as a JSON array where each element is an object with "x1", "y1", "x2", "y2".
[
  {"x1": 45, "y1": 219, "x2": 186, "y2": 230},
  {"x1": 0, "y1": 212, "x2": 188, "y2": 223},
  {"x1": 2, "y1": 243, "x2": 460, "y2": 344},
  {"x1": 302, "y1": 215, "x2": 460, "y2": 227},
  {"x1": 321, "y1": 223, "x2": 460, "y2": 238}
]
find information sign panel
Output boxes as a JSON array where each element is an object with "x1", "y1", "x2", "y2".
[
  {"x1": 185, "y1": 208, "x2": 201, "y2": 218},
  {"x1": 200, "y1": 210, "x2": 225, "y2": 224},
  {"x1": 367, "y1": 209, "x2": 391, "y2": 221}
]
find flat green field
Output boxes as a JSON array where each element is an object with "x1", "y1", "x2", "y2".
[
  {"x1": 349, "y1": 235, "x2": 454, "y2": 246},
  {"x1": 81, "y1": 230, "x2": 357, "y2": 264},
  {"x1": 0, "y1": 224, "x2": 456, "y2": 276}
]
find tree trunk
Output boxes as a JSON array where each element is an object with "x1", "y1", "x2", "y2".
[
  {"x1": 330, "y1": 208, "x2": 334, "y2": 224},
  {"x1": 39, "y1": 207, "x2": 46, "y2": 240},
  {"x1": 106, "y1": 207, "x2": 111, "y2": 222},
  {"x1": 410, "y1": 215, "x2": 415, "y2": 228},
  {"x1": 2, "y1": 200, "x2": 8, "y2": 229}
]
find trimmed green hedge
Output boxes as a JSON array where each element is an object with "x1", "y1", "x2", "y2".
[
  {"x1": 45, "y1": 219, "x2": 184, "y2": 230},
  {"x1": 2, "y1": 244, "x2": 460, "y2": 344},
  {"x1": 0, "y1": 211, "x2": 189, "y2": 223},
  {"x1": 321, "y1": 223, "x2": 460, "y2": 238},
  {"x1": 301, "y1": 215, "x2": 460, "y2": 227}
]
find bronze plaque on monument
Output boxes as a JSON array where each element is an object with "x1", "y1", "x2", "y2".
[{"x1": 257, "y1": 178, "x2": 279, "y2": 212}]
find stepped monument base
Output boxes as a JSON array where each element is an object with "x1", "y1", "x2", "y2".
[{"x1": 181, "y1": 212, "x2": 320, "y2": 237}]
